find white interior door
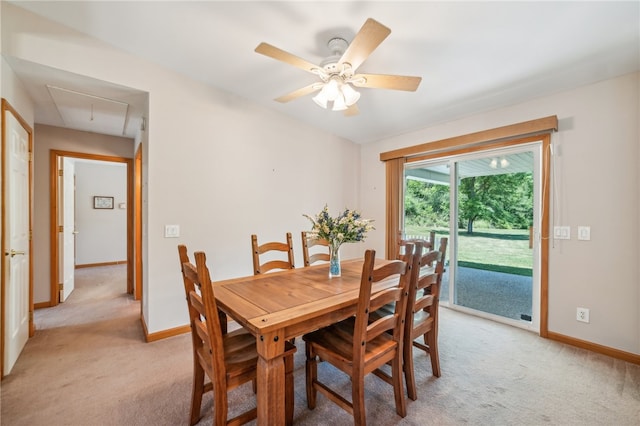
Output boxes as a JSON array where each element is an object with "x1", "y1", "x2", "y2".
[
  {"x1": 4, "y1": 109, "x2": 30, "y2": 375},
  {"x1": 60, "y1": 157, "x2": 76, "y2": 302}
]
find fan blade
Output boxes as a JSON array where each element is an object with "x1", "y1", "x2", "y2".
[
  {"x1": 344, "y1": 103, "x2": 359, "y2": 117},
  {"x1": 351, "y1": 73, "x2": 422, "y2": 91},
  {"x1": 274, "y1": 83, "x2": 321, "y2": 103},
  {"x1": 255, "y1": 42, "x2": 320, "y2": 74},
  {"x1": 339, "y1": 18, "x2": 391, "y2": 72}
]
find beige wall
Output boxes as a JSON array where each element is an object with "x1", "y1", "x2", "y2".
[
  {"x1": 361, "y1": 72, "x2": 640, "y2": 355},
  {"x1": 74, "y1": 161, "x2": 128, "y2": 266},
  {"x1": 32, "y1": 125, "x2": 134, "y2": 303}
]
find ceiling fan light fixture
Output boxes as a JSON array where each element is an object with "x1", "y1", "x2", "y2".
[
  {"x1": 312, "y1": 91, "x2": 329, "y2": 109},
  {"x1": 331, "y1": 94, "x2": 348, "y2": 111},
  {"x1": 324, "y1": 79, "x2": 340, "y2": 101},
  {"x1": 341, "y1": 83, "x2": 360, "y2": 106},
  {"x1": 313, "y1": 78, "x2": 356, "y2": 111},
  {"x1": 313, "y1": 79, "x2": 360, "y2": 111}
]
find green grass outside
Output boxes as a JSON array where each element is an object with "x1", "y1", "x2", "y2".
[{"x1": 404, "y1": 225, "x2": 533, "y2": 276}]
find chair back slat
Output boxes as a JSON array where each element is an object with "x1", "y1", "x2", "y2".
[
  {"x1": 413, "y1": 294, "x2": 434, "y2": 312},
  {"x1": 259, "y1": 260, "x2": 294, "y2": 273},
  {"x1": 368, "y1": 287, "x2": 403, "y2": 312},
  {"x1": 256, "y1": 241, "x2": 290, "y2": 254},
  {"x1": 370, "y1": 259, "x2": 408, "y2": 282},
  {"x1": 194, "y1": 321, "x2": 210, "y2": 348},
  {"x1": 188, "y1": 292, "x2": 205, "y2": 317},
  {"x1": 366, "y1": 312, "x2": 398, "y2": 341}
]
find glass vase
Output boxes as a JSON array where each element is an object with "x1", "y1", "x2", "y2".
[{"x1": 329, "y1": 242, "x2": 341, "y2": 278}]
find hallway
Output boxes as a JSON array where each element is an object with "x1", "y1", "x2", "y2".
[{"x1": 35, "y1": 264, "x2": 136, "y2": 329}]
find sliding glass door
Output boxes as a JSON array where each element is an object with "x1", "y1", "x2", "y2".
[{"x1": 403, "y1": 144, "x2": 541, "y2": 330}]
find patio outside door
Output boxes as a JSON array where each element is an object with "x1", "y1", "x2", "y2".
[{"x1": 403, "y1": 144, "x2": 541, "y2": 331}]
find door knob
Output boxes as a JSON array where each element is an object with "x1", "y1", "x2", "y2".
[{"x1": 5, "y1": 249, "x2": 26, "y2": 257}]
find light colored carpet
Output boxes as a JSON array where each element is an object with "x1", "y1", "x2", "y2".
[{"x1": 1, "y1": 264, "x2": 638, "y2": 425}]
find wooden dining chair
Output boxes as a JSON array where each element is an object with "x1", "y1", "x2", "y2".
[
  {"x1": 376, "y1": 237, "x2": 448, "y2": 400},
  {"x1": 178, "y1": 245, "x2": 296, "y2": 426},
  {"x1": 404, "y1": 237, "x2": 447, "y2": 393},
  {"x1": 251, "y1": 232, "x2": 295, "y2": 275},
  {"x1": 301, "y1": 231, "x2": 330, "y2": 267},
  {"x1": 397, "y1": 237, "x2": 447, "y2": 401},
  {"x1": 303, "y1": 245, "x2": 415, "y2": 425}
]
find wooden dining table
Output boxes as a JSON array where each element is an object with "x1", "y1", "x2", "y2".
[{"x1": 211, "y1": 257, "x2": 396, "y2": 425}]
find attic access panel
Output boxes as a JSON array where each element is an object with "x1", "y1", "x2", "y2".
[{"x1": 47, "y1": 85, "x2": 129, "y2": 136}]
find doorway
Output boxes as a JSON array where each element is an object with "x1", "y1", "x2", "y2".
[
  {"x1": 404, "y1": 143, "x2": 542, "y2": 331},
  {"x1": 50, "y1": 150, "x2": 134, "y2": 306}
]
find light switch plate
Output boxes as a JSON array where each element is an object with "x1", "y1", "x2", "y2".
[
  {"x1": 164, "y1": 224, "x2": 180, "y2": 238},
  {"x1": 577, "y1": 226, "x2": 590, "y2": 241},
  {"x1": 553, "y1": 226, "x2": 570, "y2": 240}
]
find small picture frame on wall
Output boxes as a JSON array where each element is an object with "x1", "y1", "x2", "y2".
[{"x1": 93, "y1": 196, "x2": 114, "y2": 209}]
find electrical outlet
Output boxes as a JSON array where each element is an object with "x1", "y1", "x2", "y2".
[{"x1": 576, "y1": 307, "x2": 590, "y2": 323}]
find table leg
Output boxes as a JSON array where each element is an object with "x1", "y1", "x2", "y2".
[{"x1": 256, "y1": 330, "x2": 286, "y2": 425}]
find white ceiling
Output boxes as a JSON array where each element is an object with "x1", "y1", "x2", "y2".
[{"x1": 5, "y1": 1, "x2": 640, "y2": 144}]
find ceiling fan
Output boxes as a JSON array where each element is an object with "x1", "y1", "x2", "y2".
[{"x1": 255, "y1": 18, "x2": 422, "y2": 116}]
